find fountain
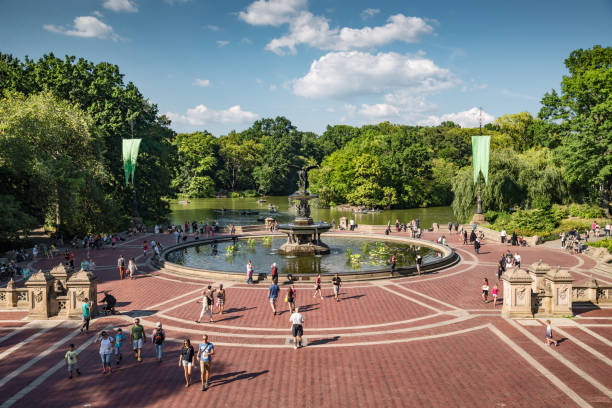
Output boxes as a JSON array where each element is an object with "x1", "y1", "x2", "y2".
[{"x1": 277, "y1": 165, "x2": 331, "y2": 255}]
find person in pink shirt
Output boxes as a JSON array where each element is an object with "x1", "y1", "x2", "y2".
[{"x1": 491, "y1": 283, "x2": 499, "y2": 307}]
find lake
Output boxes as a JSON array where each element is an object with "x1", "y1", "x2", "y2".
[{"x1": 169, "y1": 197, "x2": 456, "y2": 228}]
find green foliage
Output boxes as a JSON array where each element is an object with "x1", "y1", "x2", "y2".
[
  {"x1": 489, "y1": 209, "x2": 558, "y2": 236},
  {"x1": 172, "y1": 131, "x2": 218, "y2": 198},
  {"x1": 247, "y1": 238, "x2": 256, "y2": 248},
  {"x1": 0, "y1": 52, "x2": 176, "y2": 229},
  {"x1": 345, "y1": 248, "x2": 352, "y2": 261},
  {"x1": 587, "y1": 238, "x2": 612, "y2": 254},
  {"x1": 262, "y1": 236, "x2": 272, "y2": 247},
  {"x1": 567, "y1": 203, "x2": 604, "y2": 218},
  {"x1": 0, "y1": 91, "x2": 128, "y2": 236},
  {"x1": 225, "y1": 244, "x2": 238, "y2": 256}
]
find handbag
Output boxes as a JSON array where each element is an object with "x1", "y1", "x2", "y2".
[{"x1": 284, "y1": 296, "x2": 288, "y2": 303}]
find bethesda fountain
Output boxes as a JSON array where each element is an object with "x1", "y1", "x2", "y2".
[{"x1": 277, "y1": 165, "x2": 331, "y2": 255}]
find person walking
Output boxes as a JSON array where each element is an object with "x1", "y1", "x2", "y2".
[
  {"x1": 312, "y1": 273, "x2": 323, "y2": 300},
  {"x1": 269, "y1": 280, "x2": 280, "y2": 315},
  {"x1": 179, "y1": 338, "x2": 195, "y2": 388},
  {"x1": 491, "y1": 284, "x2": 499, "y2": 308},
  {"x1": 289, "y1": 307, "x2": 304, "y2": 350},
  {"x1": 114, "y1": 328, "x2": 125, "y2": 365},
  {"x1": 497, "y1": 260, "x2": 504, "y2": 281},
  {"x1": 474, "y1": 238, "x2": 481, "y2": 254},
  {"x1": 197, "y1": 334, "x2": 215, "y2": 391},
  {"x1": 416, "y1": 253, "x2": 422, "y2": 275},
  {"x1": 196, "y1": 286, "x2": 215, "y2": 323},
  {"x1": 128, "y1": 257, "x2": 137, "y2": 279},
  {"x1": 500, "y1": 228, "x2": 507, "y2": 244},
  {"x1": 216, "y1": 284, "x2": 225, "y2": 315},
  {"x1": 80, "y1": 298, "x2": 91, "y2": 334},
  {"x1": 143, "y1": 241, "x2": 148, "y2": 257},
  {"x1": 560, "y1": 232, "x2": 566, "y2": 248},
  {"x1": 545, "y1": 320, "x2": 559, "y2": 347},
  {"x1": 246, "y1": 260, "x2": 254, "y2": 284},
  {"x1": 286, "y1": 285, "x2": 296, "y2": 314},
  {"x1": 96, "y1": 331, "x2": 114, "y2": 374},
  {"x1": 463, "y1": 230, "x2": 468, "y2": 245},
  {"x1": 151, "y1": 322, "x2": 165, "y2": 363},
  {"x1": 64, "y1": 343, "x2": 81, "y2": 379},
  {"x1": 332, "y1": 273, "x2": 342, "y2": 302},
  {"x1": 390, "y1": 254, "x2": 397, "y2": 275},
  {"x1": 131, "y1": 318, "x2": 146, "y2": 362},
  {"x1": 481, "y1": 278, "x2": 490, "y2": 303}
]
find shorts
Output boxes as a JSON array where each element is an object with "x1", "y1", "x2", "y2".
[
  {"x1": 315, "y1": 285, "x2": 321, "y2": 290},
  {"x1": 217, "y1": 298, "x2": 224, "y2": 306},
  {"x1": 182, "y1": 360, "x2": 192, "y2": 368},
  {"x1": 67, "y1": 362, "x2": 78, "y2": 372},
  {"x1": 292, "y1": 324, "x2": 303, "y2": 337},
  {"x1": 482, "y1": 290, "x2": 488, "y2": 296},
  {"x1": 333, "y1": 285, "x2": 339, "y2": 295},
  {"x1": 269, "y1": 297, "x2": 277, "y2": 304},
  {"x1": 115, "y1": 344, "x2": 123, "y2": 354},
  {"x1": 132, "y1": 338, "x2": 143, "y2": 349},
  {"x1": 200, "y1": 361, "x2": 211, "y2": 372}
]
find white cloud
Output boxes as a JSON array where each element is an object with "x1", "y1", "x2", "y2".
[
  {"x1": 92, "y1": 10, "x2": 104, "y2": 18},
  {"x1": 269, "y1": 84, "x2": 277, "y2": 91},
  {"x1": 193, "y1": 78, "x2": 211, "y2": 87},
  {"x1": 360, "y1": 8, "x2": 380, "y2": 20},
  {"x1": 217, "y1": 40, "x2": 230, "y2": 47},
  {"x1": 103, "y1": 0, "x2": 137, "y2": 13},
  {"x1": 239, "y1": 0, "x2": 307, "y2": 26},
  {"x1": 165, "y1": 0, "x2": 191, "y2": 3},
  {"x1": 420, "y1": 107, "x2": 494, "y2": 128},
  {"x1": 293, "y1": 51, "x2": 456, "y2": 99},
  {"x1": 266, "y1": 12, "x2": 433, "y2": 55},
  {"x1": 167, "y1": 105, "x2": 259, "y2": 126},
  {"x1": 44, "y1": 16, "x2": 119, "y2": 40},
  {"x1": 241, "y1": 37, "x2": 253, "y2": 44},
  {"x1": 207, "y1": 25, "x2": 220, "y2": 31}
]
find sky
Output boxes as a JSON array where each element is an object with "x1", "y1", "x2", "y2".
[{"x1": 1, "y1": 0, "x2": 611, "y2": 135}]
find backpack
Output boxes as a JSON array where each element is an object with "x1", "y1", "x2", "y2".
[{"x1": 153, "y1": 329, "x2": 164, "y2": 344}]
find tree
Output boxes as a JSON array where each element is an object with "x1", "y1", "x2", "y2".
[
  {"x1": 172, "y1": 131, "x2": 218, "y2": 197},
  {"x1": 218, "y1": 131, "x2": 263, "y2": 192},
  {"x1": 0, "y1": 91, "x2": 124, "y2": 236},
  {"x1": 539, "y1": 45, "x2": 612, "y2": 208},
  {"x1": 494, "y1": 112, "x2": 535, "y2": 151}
]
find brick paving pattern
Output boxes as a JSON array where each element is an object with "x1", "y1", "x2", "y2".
[{"x1": 0, "y1": 229, "x2": 610, "y2": 407}]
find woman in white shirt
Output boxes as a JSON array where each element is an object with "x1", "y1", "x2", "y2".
[
  {"x1": 96, "y1": 331, "x2": 115, "y2": 374},
  {"x1": 128, "y1": 257, "x2": 138, "y2": 279}
]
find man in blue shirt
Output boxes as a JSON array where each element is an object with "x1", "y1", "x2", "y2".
[
  {"x1": 197, "y1": 334, "x2": 214, "y2": 391},
  {"x1": 269, "y1": 281, "x2": 279, "y2": 316}
]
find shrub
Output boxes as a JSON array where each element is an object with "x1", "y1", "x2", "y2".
[
  {"x1": 587, "y1": 238, "x2": 612, "y2": 254},
  {"x1": 551, "y1": 204, "x2": 569, "y2": 222},
  {"x1": 568, "y1": 203, "x2": 604, "y2": 219},
  {"x1": 490, "y1": 209, "x2": 557, "y2": 236}
]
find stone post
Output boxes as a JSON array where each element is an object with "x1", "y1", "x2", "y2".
[
  {"x1": 339, "y1": 217, "x2": 348, "y2": 230},
  {"x1": 66, "y1": 269, "x2": 99, "y2": 319},
  {"x1": 25, "y1": 270, "x2": 53, "y2": 319},
  {"x1": 584, "y1": 277, "x2": 599, "y2": 303},
  {"x1": 49, "y1": 263, "x2": 70, "y2": 294},
  {"x1": 546, "y1": 267, "x2": 574, "y2": 316},
  {"x1": 528, "y1": 259, "x2": 550, "y2": 294},
  {"x1": 4, "y1": 278, "x2": 18, "y2": 307},
  {"x1": 501, "y1": 267, "x2": 533, "y2": 318}
]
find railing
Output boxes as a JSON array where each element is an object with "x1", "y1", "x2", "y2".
[{"x1": 0, "y1": 287, "x2": 29, "y2": 309}]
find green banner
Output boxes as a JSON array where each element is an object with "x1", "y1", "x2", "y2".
[
  {"x1": 472, "y1": 135, "x2": 490, "y2": 185},
  {"x1": 122, "y1": 139, "x2": 142, "y2": 186}
]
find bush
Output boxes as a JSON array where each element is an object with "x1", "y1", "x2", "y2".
[
  {"x1": 587, "y1": 238, "x2": 612, "y2": 254},
  {"x1": 540, "y1": 219, "x2": 592, "y2": 241},
  {"x1": 490, "y1": 209, "x2": 557, "y2": 236},
  {"x1": 568, "y1": 203, "x2": 604, "y2": 219},
  {"x1": 551, "y1": 204, "x2": 569, "y2": 222}
]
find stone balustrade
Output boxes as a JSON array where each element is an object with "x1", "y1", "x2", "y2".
[
  {"x1": 502, "y1": 259, "x2": 612, "y2": 317},
  {"x1": 0, "y1": 263, "x2": 97, "y2": 320}
]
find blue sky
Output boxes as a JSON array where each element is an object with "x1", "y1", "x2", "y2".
[{"x1": 1, "y1": 0, "x2": 611, "y2": 135}]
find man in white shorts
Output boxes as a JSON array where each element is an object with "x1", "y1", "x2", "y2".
[{"x1": 290, "y1": 307, "x2": 304, "y2": 349}]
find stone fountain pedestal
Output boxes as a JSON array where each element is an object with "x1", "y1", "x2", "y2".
[{"x1": 278, "y1": 191, "x2": 330, "y2": 255}]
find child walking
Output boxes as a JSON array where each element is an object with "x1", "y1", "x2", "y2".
[
  {"x1": 481, "y1": 278, "x2": 490, "y2": 303},
  {"x1": 545, "y1": 320, "x2": 559, "y2": 347},
  {"x1": 491, "y1": 284, "x2": 499, "y2": 307},
  {"x1": 65, "y1": 344, "x2": 81, "y2": 379},
  {"x1": 114, "y1": 328, "x2": 126, "y2": 365}
]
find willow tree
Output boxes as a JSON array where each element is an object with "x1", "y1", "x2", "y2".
[{"x1": 0, "y1": 91, "x2": 123, "y2": 236}]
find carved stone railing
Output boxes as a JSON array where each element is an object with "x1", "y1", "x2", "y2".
[
  {"x1": 0, "y1": 279, "x2": 29, "y2": 309},
  {"x1": 573, "y1": 277, "x2": 612, "y2": 305}
]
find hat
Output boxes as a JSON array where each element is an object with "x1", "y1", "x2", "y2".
[
  {"x1": 272, "y1": 262, "x2": 276, "y2": 267},
  {"x1": 156, "y1": 322, "x2": 162, "y2": 328}
]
